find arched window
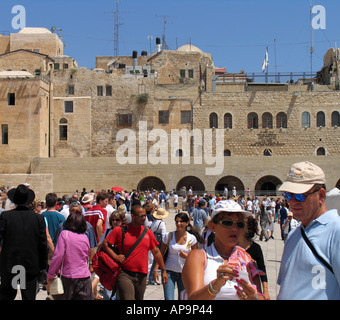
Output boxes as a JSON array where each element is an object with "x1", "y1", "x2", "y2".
[
  {"x1": 317, "y1": 147, "x2": 326, "y2": 156},
  {"x1": 302, "y1": 111, "x2": 310, "y2": 127},
  {"x1": 316, "y1": 111, "x2": 325, "y2": 127},
  {"x1": 59, "y1": 118, "x2": 68, "y2": 141},
  {"x1": 276, "y1": 112, "x2": 287, "y2": 128},
  {"x1": 176, "y1": 149, "x2": 183, "y2": 157},
  {"x1": 224, "y1": 149, "x2": 231, "y2": 156},
  {"x1": 262, "y1": 112, "x2": 273, "y2": 129},
  {"x1": 209, "y1": 112, "x2": 218, "y2": 128},
  {"x1": 264, "y1": 149, "x2": 272, "y2": 156},
  {"x1": 224, "y1": 113, "x2": 232, "y2": 129},
  {"x1": 331, "y1": 111, "x2": 340, "y2": 127},
  {"x1": 248, "y1": 112, "x2": 258, "y2": 129}
]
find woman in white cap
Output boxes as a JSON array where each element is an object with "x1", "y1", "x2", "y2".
[{"x1": 182, "y1": 200, "x2": 265, "y2": 300}]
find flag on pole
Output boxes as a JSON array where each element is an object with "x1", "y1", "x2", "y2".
[{"x1": 262, "y1": 47, "x2": 269, "y2": 72}]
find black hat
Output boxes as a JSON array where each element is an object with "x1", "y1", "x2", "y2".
[{"x1": 7, "y1": 184, "x2": 35, "y2": 206}]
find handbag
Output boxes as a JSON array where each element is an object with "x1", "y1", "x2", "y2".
[
  {"x1": 50, "y1": 231, "x2": 68, "y2": 295},
  {"x1": 300, "y1": 227, "x2": 334, "y2": 274},
  {"x1": 92, "y1": 226, "x2": 148, "y2": 290},
  {"x1": 162, "y1": 231, "x2": 173, "y2": 263},
  {"x1": 49, "y1": 277, "x2": 64, "y2": 295}
]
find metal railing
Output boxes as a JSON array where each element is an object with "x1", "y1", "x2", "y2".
[{"x1": 245, "y1": 72, "x2": 317, "y2": 84}]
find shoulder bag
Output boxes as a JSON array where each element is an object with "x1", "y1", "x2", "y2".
[
  {"x1": 162, "y1": 231, "x2": 173, "y2": 263},
  {"x1": 300, "y1": 227, "x2": 334, "y2": 274},
  {"x1": 50, "y1": 231, "x2": 68, "y2": 295},
  {"x1": 92, "y1": 226, "x2": 148, "y2": 290}
]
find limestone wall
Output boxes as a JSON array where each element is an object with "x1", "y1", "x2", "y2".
[
  {"x1": 0, "y1": 78, "x2": 50, "y2": 170},
  {"x1": 0, "y1": 173, "x2": 53, "y2": 200},
  {"x1": 31, "y1": 155, "x2": 340, "y2": 197},
  {"x1": 195, "y1": 90, "x2": 340, "y2": 156}
]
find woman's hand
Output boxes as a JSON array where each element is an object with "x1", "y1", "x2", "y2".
[
  {"x1": 234, "y1": 278, "x2": 258, "y2": 300},
  {"x1": 179, "y1": 250, "x2": 188, "y2": 259},
  {"x1": 153, "y1": 270, "x2": 161, "y2": 284},
  {"x1": 46, "y1": 276, "x2": 57, "y2": 286},
  {"x1": 214, "y1": 263, "x2": 239, "y2": 289}
]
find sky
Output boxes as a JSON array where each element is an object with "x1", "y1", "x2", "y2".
[{"x1": 1, "y1": 0, "x2": 339, "y2": 76}]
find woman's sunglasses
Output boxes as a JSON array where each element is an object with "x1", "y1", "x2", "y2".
[
  {"x1": 217, "y1": 219, "x2": 245, "y2": 229},
  {"x1": 283, "y1": 189, "x2": 319, "y2": 202}
]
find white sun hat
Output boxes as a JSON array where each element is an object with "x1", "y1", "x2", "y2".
[{"x1": 211, "y1": 200, "x2": 251, "y2": 218}]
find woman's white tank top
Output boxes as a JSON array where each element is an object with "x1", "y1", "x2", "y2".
[{"x1": 203, "y1": 243, "x2": 239, "y2": 300}]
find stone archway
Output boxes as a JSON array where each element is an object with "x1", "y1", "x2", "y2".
[
  {"x1": 176, "y1": 176, "x2": 205, "y2": 195},
  {"x1": 137, "y1": 176, "x2": 166, "y2": 191},
  {"x1": 336, "y1": 179, "x2": 340, "y2": 190},
  {"x1": 215, "y1": 176, "x2": 244, "y2": 196},
  {"x1": 255, "y1": 175, "x2": 282, "y2": 196}
]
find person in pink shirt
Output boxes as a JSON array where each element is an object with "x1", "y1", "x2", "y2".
[{"x1": 47, "y1": 204, "x2": 93, "y2": 300}]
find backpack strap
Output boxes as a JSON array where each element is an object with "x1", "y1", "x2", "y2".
[
  {"x1": 124, "y1": 227, "x2": 148, "y2": 260},
  {"x1": 300, "y1": 227, "x2": 334, "y2": 274}
]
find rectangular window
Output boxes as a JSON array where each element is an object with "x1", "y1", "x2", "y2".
[
  {"x1": 106, "y1": 85, "x2": 112, "y2": 96},
  {"x1": 8, "y1": 93, "x2": 15, "y2": 106},
  {"x1": 59, "y1": 125, "x2": 67, "y2": 140},
  {"x1": 68, "y1": 85, "x2": 74, "y2": 95},
  {"x1": 97, "y1": 86, "x2": 103, "y2": 96},
  {"x1": 159, "y1": 110, "x2": 169, "y2": 124},
  {"x1": 64, "y1": 101, "x2": 74, "y2": 113},
  {"x1": 181, "y1": 111, "x2": 191, "y2": 124},
  {"x1": 180, "y1": 69, "x2": 186, "y2": 78},
  {"x1": 54, "y1": 63, "x2": 60, "y2": 70},
  {"x1": 188, "y1": 69, "x2": 194, "y2": 78},
  {"x1": 63, "y1": 63, "x2": 69, "y2": 69},
  {"x1": 118, "y1": 113, "x2": 132, "y2": 126},
  {"x1": 1, "y1": 124, "x2": 8, "y2": 145}
]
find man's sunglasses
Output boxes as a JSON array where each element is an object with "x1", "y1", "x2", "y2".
[
  {"x1": 133, "y1": 213, "x2": 146, "y2": 218},
  {"x1": 283, "y1": 189, "x2": 319, "y2": 202},
  {"x1": 217, "y1": 219, "x2": 245, "y2": 229}
]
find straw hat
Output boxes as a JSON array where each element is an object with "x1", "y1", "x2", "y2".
[
  {"x1": 117, "y1": 204, "x2": 126, "y2": 213},
  {"x1": 81, "y1": 193, "x2": 94, "y2": 204},
  {"x1": 153, "y1": 208, "x2": 169, "y2": 220}
]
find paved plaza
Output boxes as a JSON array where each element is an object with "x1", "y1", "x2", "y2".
[{"x1": 15, "y1": 208, "x2": 284, "y2": 301}]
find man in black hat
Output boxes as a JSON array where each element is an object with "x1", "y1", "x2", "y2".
[{"x1": 0, "y1": 184, "x2": 48, "y2": 300}]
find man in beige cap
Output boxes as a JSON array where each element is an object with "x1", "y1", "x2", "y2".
[{"x1": 277, "y1": 161, "x2": 340, "y2": 300}]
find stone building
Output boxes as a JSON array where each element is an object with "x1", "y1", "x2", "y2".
[{"x1": 0, "y1": 28, "x2": 339, "y2": 198}]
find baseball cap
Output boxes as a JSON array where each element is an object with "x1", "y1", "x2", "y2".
[
  {"x1": 278, "y1": 161, "x2": 325, "y2": 194},
  {"x1": 211, "y1": 200, "x2": 251, "y2": 218}
]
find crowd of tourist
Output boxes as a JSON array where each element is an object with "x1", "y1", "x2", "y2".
[{"x1": 0, "y1": 161, "x2": 339, "y2": 301}]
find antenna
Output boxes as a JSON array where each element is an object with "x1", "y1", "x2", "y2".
[
  {"x1": 106, "y1": 1, "x2": 123, "y2": 56},
  {"x1": 274, "y1": 38, "x2": 277, "y2": 82},
  {"x1": 157, "y1": 15, "x2": 172, "y2": 50},
  {"x1": 310, "y1": 0, "x2": 315, "y2": 80},
  {"x1": 57, "y1": 28, "x2": 62, "y2": 39}
]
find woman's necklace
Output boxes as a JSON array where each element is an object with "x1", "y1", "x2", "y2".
[
  {"x1": 219, "y1": 252, "x2": 230, "y2": 260},
  {"x1": 214, "y1": 243, "x2": 231, "y2": 260}
]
